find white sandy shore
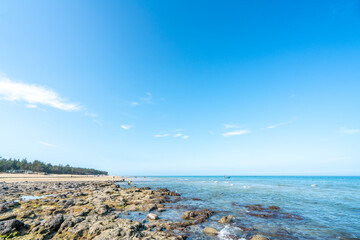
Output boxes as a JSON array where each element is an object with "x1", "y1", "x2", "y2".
[{"x1": 0, "y1": 173, "x2": 127, "y2": 183}]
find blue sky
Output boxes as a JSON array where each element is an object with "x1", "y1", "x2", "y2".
[{"x1": 0, "y1": 0, "x2": 359, "y2": 175}]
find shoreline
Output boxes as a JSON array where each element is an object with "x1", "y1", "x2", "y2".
[
  {"x1": 0, "y1": 173, "x2": 127, "y2": 183},
  {"x1": 0, "y1": 180, "x2": 269, "y2": 240}
]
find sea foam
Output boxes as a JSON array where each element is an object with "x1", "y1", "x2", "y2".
[{"x1": 218, "y1": 225, "x2": 244, "y2": 240}]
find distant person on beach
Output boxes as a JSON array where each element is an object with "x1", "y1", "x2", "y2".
[{"x1": 128, "y1": 181, "x2": 132, "y2": 186}]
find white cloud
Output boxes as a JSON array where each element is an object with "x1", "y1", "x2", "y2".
[
  {"x1": 155, "y1": 129, "x2": 189, "y2": 139},
  {"x1": 223, "y1": 130, "x2": 250, "y2": 137},
  {"x1": 154, "y1": 134, "x2": 170, "y2": 138},
  {"x1": 121, "y1": 125, "x2": 133, "y2": 130},
  {"x1": 0, "y1": 78, "x2": 80, "y2": 111},
  {"x1": 37, "y1": 141, "x2": 57, "y2": 147},
  {"x1": 25, "y1": 104, "x2": 37, "y2": 109},
  {"x1": 224, "y1": 124, "x2": 239, "y2": 129},
  {"x1": 340, "y1": 127, "x2": 359, "y2": 134}
]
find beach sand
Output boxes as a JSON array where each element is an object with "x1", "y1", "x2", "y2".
[{"x1": 0, "y1": 173, "x2": 126, "y2": 182}]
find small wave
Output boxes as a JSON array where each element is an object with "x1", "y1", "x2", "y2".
[
  {"x1": 311, "y1": 184, "x2": 317, "y2": 187},
  {"x1": 230, "y1": 184, "x2": 234, "y2": 186},
  {"x1": 242, "y1": 185, "x2": 250, "y2": 189},
  {"x1": 214, "y1": 181, "x2": 218, "y2": 183},
  {"x1": 225, "y1": 181, "x2": 229, "y2": 183},
  {"x1": 218, "y1": 225, "x2": 244, "y2": 240}
]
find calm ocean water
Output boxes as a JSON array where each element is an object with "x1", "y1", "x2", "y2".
[{"x1": 119, "y1": 176, "x2": 360, "y2": 240}]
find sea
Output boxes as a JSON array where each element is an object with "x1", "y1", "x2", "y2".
[{"x1": 117, "y1": 176, "x2": 360, "y2": 240}]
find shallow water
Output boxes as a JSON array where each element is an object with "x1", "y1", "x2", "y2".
[
  {"x1": 20, "y1": 194, "x2": 55, "y2": 201},
  {"x1": 119, "y1": 176, "x2": 360, "y2": 240}
]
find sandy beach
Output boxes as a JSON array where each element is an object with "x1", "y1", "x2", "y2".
[{"x1": 0, "y1": 173, "x2": 126, "y2": 183}]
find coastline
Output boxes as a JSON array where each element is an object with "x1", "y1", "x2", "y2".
[
  {"x1": 0, "y1": 180, "x2": 268, "y2": 240},
  {"x1": 0, "y1": 173, "x2": 127, "y2": 183}
]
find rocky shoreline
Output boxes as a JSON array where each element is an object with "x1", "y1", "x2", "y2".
[{"x1": 0, "y1": 181, "x2": 271, "y2": 240}]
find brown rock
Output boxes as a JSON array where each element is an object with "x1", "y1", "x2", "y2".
[
  {"x1": 203, "y1": 227, "x2": 219, "y2": 235},
  {"x1": 268, "y1": 206, "x2": 280, "y2": 210},
  {"x1": 250, "y1": 235, "x2": 270, "y2": 240},
  {"x1": 219, "y1": 215, "x2": 235, "y2": 224}
]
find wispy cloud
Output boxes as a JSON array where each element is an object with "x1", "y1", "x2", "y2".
[
  {"x1": 85, "y1": 112, "x2": 97, "y2": 118},
  {"x1": 0, "y1": 78, "x2": 80, "y2": 111},
  {"x1": 154, "y1": 133, "x2": 170, "y2": 138},
  {"x1": 132, "y1": 92, "x2": 152, "y2": 106},
  {"x1": 121, "y1": 125, "x2": 133, "y2": 130},
  {"x1": 93, "y1": 119, "x2": 103, "y2": 127},
  {"x1": 265, "y1": 119, "x2": 294, "y2": 129},
  {"x1": 155, "y1": 129, "x2": 189, "y2": 139},
  {"x1": 37, "y1": 141, "x2": 57, "y2": 148},
  {"x1": 340, "y1": 127, "x2": 359, "y2": 134},
  {"x1": 141, "y1": 92, "x2": 152, "y2": 103},
  {"x1": 223, "y1": 130, "x2": 250, "y2": 137}
]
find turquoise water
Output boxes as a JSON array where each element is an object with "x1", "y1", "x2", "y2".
[{"x1": 120, "y1": 176, "x2": 360, "y2": 240}]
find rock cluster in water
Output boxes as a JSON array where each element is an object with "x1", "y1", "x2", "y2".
[{"x1": 0, "y1": 181, "x2": 278, "y2": 239}]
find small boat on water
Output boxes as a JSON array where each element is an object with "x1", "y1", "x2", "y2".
[{"x1": 224, "y1": 175, "x2": 231, "y2": 179}]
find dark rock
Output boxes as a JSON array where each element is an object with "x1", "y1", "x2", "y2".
[
  {"x1": 0, "y1": 219, "x2": 25, "y2": 235},
  {"x1": 40, "y1": 214, "x2": 64, "y2": 234},
  {"x1": 268, "y1": 206, "x2": 280, "y2": 210},
  {"x1": 245, "y1": 204, "x2": 264, "y2": 211},
  {"x1": 191, "y1": 198, "x2": 202, "y2": 201}
]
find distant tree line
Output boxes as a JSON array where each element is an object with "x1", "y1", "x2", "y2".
[{"x1": 0, "y1": 156, "x2": 108, "y2": 175}]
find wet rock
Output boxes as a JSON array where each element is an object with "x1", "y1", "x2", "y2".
[
  {"x1": 182, "y1": 211, "x2": 195, "y2": 220},
  {"x1": 147, "y1": 213, "x2": 159, "y2": 220},
  {"x1": 219, "y1": 215, "x2": 235, "y2": 224},
  {"x1": 245, "y1": 204, "x2": 264, "y2": 211},
  {"x1": 181, "y1": 209, "x2": 215, "y2": 223},
  {"x1": 268, "y1": 206, "x2": 280, "y2": 210},
  {"x1": 236, "y1": 225, "x2": 255, "y2": 232},
  {"x1": 248, "y1": 213, "x2": 272, "y2": 218},
  {"x1": 203, "y1": 227, "x2": 219, "y2": 235},
  {"x1": 250, "y1": 235, "x2": 270, "y2": 240}
]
